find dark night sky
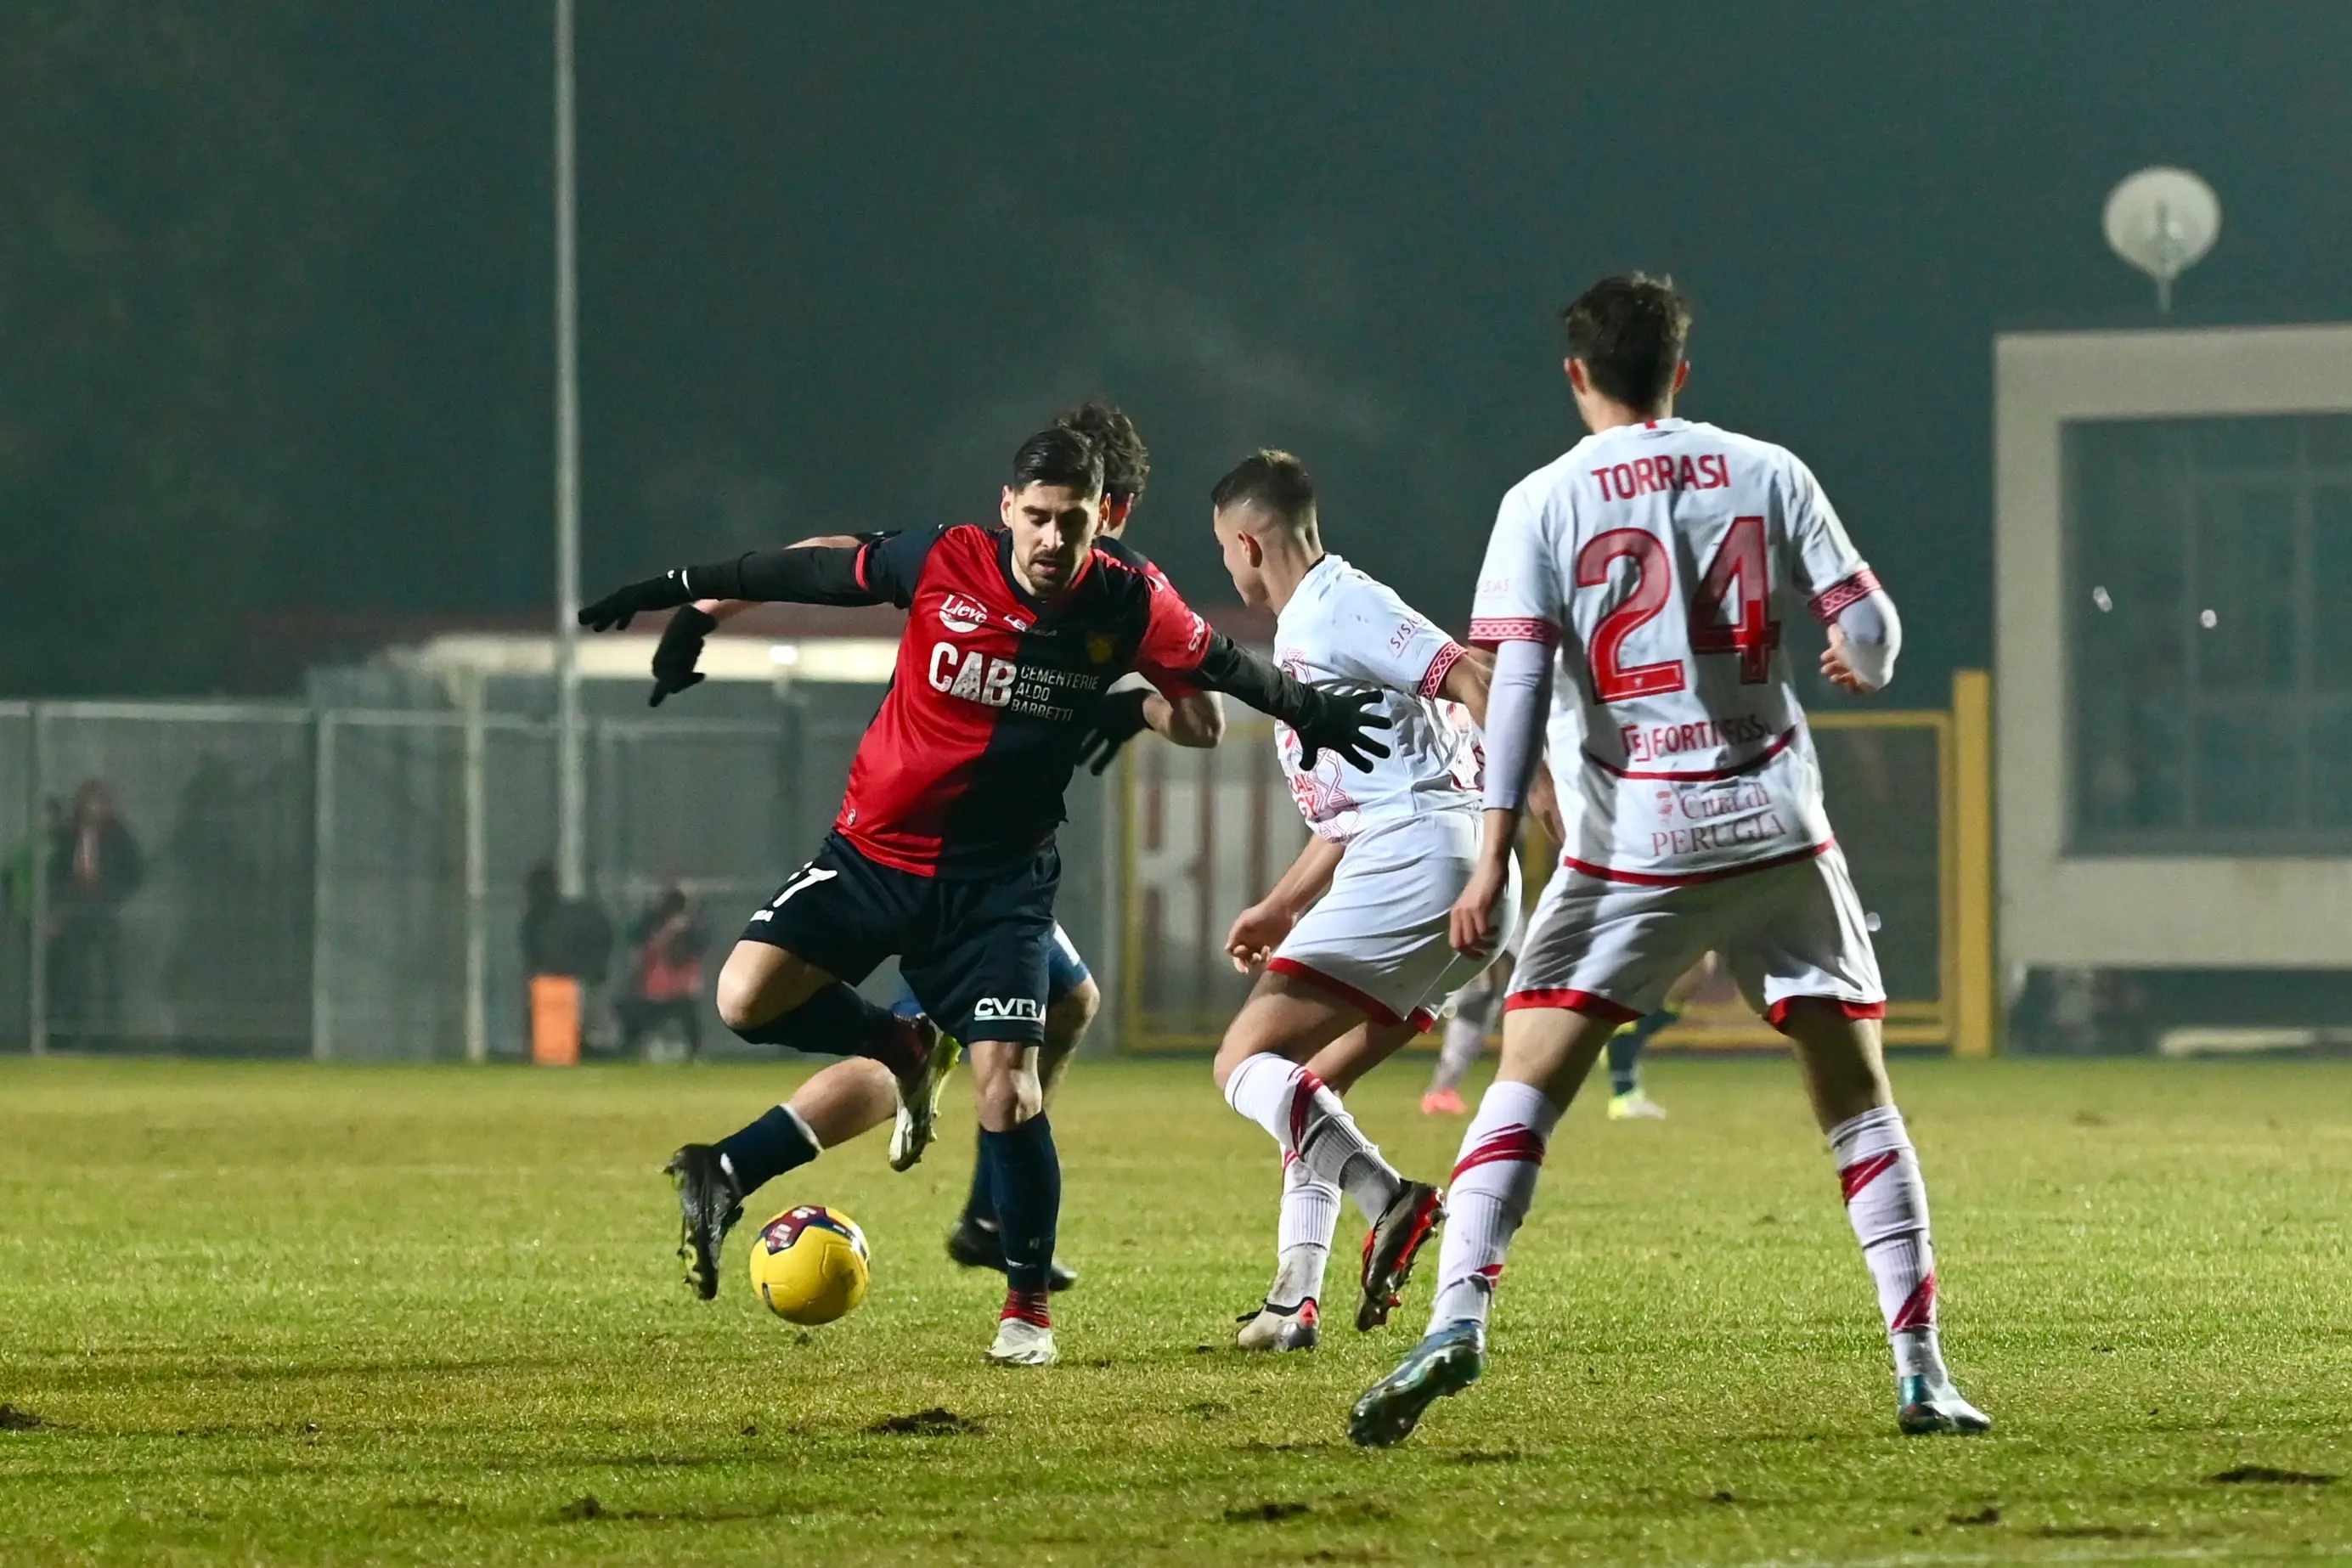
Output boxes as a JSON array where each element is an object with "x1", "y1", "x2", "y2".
[{"x1": 271, "y1": 1, "x2": 2352, "y2": 697}]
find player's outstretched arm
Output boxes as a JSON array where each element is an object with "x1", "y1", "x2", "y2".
[
  {"x1": 1153, "y1": 691, "x2": 1226, "y2": 748},
  {"x1": 1187, "y1": 633, "x2": 1391, "y2": 770},
  {"x1": 641, "y1": 594, "x2": 807, "y2": 708},
  {"x1": 578, "y1": 544, "x2": 881, "y2": 632},
  {"x1": 1074, "y1": 685, "x2": 1225, "y2": 776},
  {"x1": 584, "y1": 546, "x2": 885, "y2": 706},
  {"x1": 1225, "y1": 835, "x2": 1345, "y2": 972}
]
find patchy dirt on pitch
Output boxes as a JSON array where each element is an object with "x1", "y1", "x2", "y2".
[{"x1": 0, "y1": 1055, "x2": 2349, "y2": 1564}]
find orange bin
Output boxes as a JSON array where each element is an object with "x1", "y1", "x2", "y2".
[{"x1": 529, "y1": 976, "x2": 582, "y2": 1066}]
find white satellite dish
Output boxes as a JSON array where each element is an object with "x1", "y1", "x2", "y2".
[{"x1": 2103, "y1": 166, "x2": 2219, "y2": 314}]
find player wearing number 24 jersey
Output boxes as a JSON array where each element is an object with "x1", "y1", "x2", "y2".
[
  {"x1": 1472, "y1": 409, "x2": 1880, "y2": 885},
  {"x1": 1352, "y1": 272, "x2": 1987, "y2": 1450}
]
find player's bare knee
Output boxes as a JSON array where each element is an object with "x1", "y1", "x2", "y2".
[
  {"x1": 1777, "y1": 1000, "x2": 1892, "y2": 1125},
  {"x1": 1497, "y1": 1007, "x2": 1616, "y2": 1103},
  {"x1": 1211, "y1": 1030, "x2": 1275, "y2": 1093},
  {"x1": 715, "y1": 942, "x2": 826, "y2": 1033},
  {"x1": 714, "y1": 962, "x2": 773, "y2": 1032},
  {"x1": 969, "y1": 1040, "x2": 1043, "y2": 1131},
  {"x1": 973, "y1": 1068, "x2": 1042, "y2": 1131}
]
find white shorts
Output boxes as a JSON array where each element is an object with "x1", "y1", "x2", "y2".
[
  {"x1": 1509, "y1": 843, "x2": 1884, "y2": 1028},
  {"x1": 1272, "y1": 813, "x2": 1522, "y2": 1032}
]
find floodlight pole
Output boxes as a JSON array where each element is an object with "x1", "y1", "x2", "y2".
[{"x1": 553, "y1": 0, "x2": 587, "y2": 899}]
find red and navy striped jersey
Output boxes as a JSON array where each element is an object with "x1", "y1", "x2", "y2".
[{"x1": 837, "y1": 522, "x2": 1213, "y2": 876}]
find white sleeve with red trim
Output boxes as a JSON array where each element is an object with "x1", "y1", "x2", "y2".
[
  {"x1": 1782, "y1": 456, "x2": 1900, "y2": 691},
  {"x1": 1468, "y1": 482, "x2": 1563, "y2": 650},
  {"x1": 1323, "y1": 570, "x2": 1466, "y2": 697},
  {"x1": 1480, "y1": 637, "x2": 1551, "y2": 813},
  {"x1": 1833, "y1": 584, "x2": 1902, "y2": 690}
]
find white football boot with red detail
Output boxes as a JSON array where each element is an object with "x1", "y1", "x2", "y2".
[
  {"x1": 1356, "y1": 1181, "x2": 1445, "y2": 1331},
  {"x1": 1235, "y1": 1296, "x2": 1321, "y2": 1352},
  {"x1": 986, "y1": 1290, "x2": 1057, "y2": 1366}
]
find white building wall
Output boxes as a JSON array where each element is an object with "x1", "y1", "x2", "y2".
[{"x1": 1994, "y1": 324, "x2": 2352, "y2": 969}]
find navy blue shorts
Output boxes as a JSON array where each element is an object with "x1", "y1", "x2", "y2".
[
  {"x1": 742, "y1": 832, "x2": 1059, "y2": 1045},
  {"x1": 893, "y1": 920, "x2": 1090, "y2": 1024}
]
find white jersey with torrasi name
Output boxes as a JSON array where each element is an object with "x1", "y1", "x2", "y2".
[
  {"x1": 1273, "y1": 554, "x2": 1481, "y2": 843},
  {"x1": 1469, "y1": 418, "x2": 1881, "y2": 881}
]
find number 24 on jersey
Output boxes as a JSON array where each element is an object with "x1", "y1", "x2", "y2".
[{"x1": 1576, "y1": 515, "x2": 1780, "y2": 703}]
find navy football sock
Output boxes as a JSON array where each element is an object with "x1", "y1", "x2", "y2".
[
  {"x1": 962, "y1": 1144, "x2": 998, "y2": 1232},
  {"x1": 983, "y1": 1115, "x2": 1061, "y2": 1297},
  {"x1": 1609, "y1": 1007, "x2": 1677, "y2": 1097},
  {"x1": 730, "y1": 982, "x2": 911, "y2": 1075},
  {"x1": 712, "y1": 1103, "x2": 819, "y2": 1199}
]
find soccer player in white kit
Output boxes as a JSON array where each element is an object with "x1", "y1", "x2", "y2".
[
  {"x1": 1204, "y1": 451, "x2": 1521, "y2": 1346},
  {"x1": 1351, "y1": 273, "x2": 1989, "y2": 1446}
]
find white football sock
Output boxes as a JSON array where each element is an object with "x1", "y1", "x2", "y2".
[
  {"x1": 1829, "y1": 1104, "x2": 1949, "y2": 1385},
  {"x1": 1269, "y1": 1153, "x2": 1340, "y2": 1307},
  {"x1": 1223, "y1": 1053, "x2": 1404, "y2": 1221},
  {"x1": 1426, "y1": 1080, "x2": 1562, "y2": 1329}
]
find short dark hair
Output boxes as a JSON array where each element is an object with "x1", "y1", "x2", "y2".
[
  {"x1": 1008, "y1": 425, "x2": 1103, "y2": 497},
  {"x1": 1210, "y1": 449, "x2": 1317, "y2": 529},
  {"x1": 1054, "y1": 400, "x2": 1149, "y2": 505},
  {"x1": 1561, "y1": 272, "x2": 1692, "y2": 411}
]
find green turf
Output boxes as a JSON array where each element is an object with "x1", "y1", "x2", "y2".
[{"x1": 2, "y1": 1054, "x2": 2349, "y2": 1565}]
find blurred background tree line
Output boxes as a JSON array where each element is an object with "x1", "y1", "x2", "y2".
[
  {"x1": 5, "y1": 3, "x2": 2349, "y2": 701},
  {"x1": 0, "y1": 1, "x2": 391, "y2": 695}
]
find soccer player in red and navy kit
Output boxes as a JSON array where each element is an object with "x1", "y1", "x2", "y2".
[
  {"x1": 654, "y1": 402, "x2": 1221, "y2": 1298},
  {"x1": 579, "y1": 425, "x2": 1389, "y2": 1364}
]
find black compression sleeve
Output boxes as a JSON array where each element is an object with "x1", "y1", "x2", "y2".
[
  {"x1": 1188, "y1": 631, "x2": 1323, "y2": 727},
  {"x1": 681, "y1": 546, "x2": 877, "y2": 606}
]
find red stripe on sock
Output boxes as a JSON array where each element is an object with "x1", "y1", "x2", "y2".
[
  {"x1": 1839, "y1": 1149, "x2": 1902, "y2": 1201},
  {"x1": 1287, "y1": 1067, "x2": 1327, "y2": 1152},
  {"x1": 1889, "y1": 1272, "x2": 1937, "y2": 1333},
  {"x1": 1452, "y1": 1125, "x2": 1548, "y2": 1181},
  {"x1": 1001, "y1": 1289, "x2": 1051, "y2": 1328}
]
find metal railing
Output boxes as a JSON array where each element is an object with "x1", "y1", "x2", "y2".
[{"x1": 1, "y1": 700, "x2": 793, "y2": 1059}]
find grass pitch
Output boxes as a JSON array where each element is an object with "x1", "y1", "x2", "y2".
[{"x1": 1, "y1": 1053, "x2": 2348, "y2": 1565}]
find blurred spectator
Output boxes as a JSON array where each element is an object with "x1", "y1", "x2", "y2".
[
  {"x1": 48, "y1": 781, "x2": 144, "y2": 1041},
  {"x1": 521, "y1": 861, "x2": 611, "y2": 1064},
  {"x1": 617, "y1": 884, "x2": 710, "y2": 1060}
]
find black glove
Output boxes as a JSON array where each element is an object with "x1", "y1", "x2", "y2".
[
  {"x1": 1293, "y1": 681, "x2": 1392, "y2": 771},
  {"x1": 579, "y1": 570, "x2": 692, "y2": 632},
  {"x1": 649, "y1": 606, "x2": 717, "y2": 707},
  {"x1": 1075, "y1": 688, "x2": 1154, "y2": 776}
]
